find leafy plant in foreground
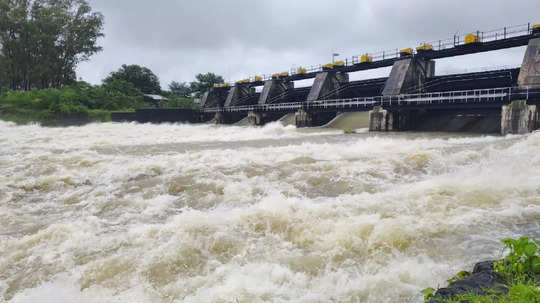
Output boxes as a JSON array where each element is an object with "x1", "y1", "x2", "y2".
[{"x1": 494, "y1": 237, "x2": 540, "y2": 282}]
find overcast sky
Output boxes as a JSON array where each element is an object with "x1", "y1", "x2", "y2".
[{"x1": 77, "y1": 0, "x2": 540, "y2": 89}]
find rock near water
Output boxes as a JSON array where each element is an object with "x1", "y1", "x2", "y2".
[{"x1": 427, "y1": 261, "x2": 508, "y2": 303}]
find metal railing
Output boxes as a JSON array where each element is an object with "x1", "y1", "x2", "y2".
[
  {"x1": 224, "y1": 23, "x2": 535, "y2": 86},
  {"x1": 201, "y1": 87, "x2": 538, "y2": 113}
]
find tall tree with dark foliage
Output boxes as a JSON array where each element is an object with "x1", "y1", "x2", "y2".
[{"x1": 0, "y1": 0, "x2": 104, "y2": 90}]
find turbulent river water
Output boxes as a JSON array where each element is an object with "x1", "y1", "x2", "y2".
[{"x1": 0, "y1": 120, "x2": 539, "y2": 303}]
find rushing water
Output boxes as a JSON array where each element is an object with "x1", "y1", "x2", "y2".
[{"x1": 0, "y1": 120, "x2": 539, "y2": 303}]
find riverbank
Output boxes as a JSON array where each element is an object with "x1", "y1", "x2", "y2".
[
  {"x1": 0, "y1": 104, "x2": 111, "y2": 126},
  {"x1": 424, "y1": 237, "x2": 539, "y2": 302}
]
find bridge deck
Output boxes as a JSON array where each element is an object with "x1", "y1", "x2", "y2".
[{"x1": 234, "y1": 24, "x2": 538, "y2": 87}]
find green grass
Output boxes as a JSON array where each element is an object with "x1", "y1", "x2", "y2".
[
  {"x1": 423, "y1": 237, "x2": 540, "y2": 303},
  {"x1": 0, "y1": 104, "x2": 111, "y2": 126},
  {"x1": 444, "y1": 282, "x2": 540, "y2": 303}
]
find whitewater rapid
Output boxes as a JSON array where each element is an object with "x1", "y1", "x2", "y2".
[{"x1": 0, "y1": 120, "x2": 539, "y2": 303}]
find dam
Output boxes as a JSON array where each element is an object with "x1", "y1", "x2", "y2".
[{"x1": 189, "y1": 23, "x2": 540, "y2": 135}]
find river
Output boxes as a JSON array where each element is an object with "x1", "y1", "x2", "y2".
[{"x1": 0, "y1": 120, "x2": 539, "y2": 302}]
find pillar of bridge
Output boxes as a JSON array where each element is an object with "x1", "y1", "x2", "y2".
[
  {"x1": 369, "y1": 106, "x2": 393, "y2": 131},
  {"x1": 294, "y1": 109, "x2": 337, "y2": 128},
  {"x1": 201, "y1": 87, "x2": 229, "y2": 108},
  {"x1": 295, "y1": 109, "x2": 312, "y2": 128},
  {"x1": 369, "y1": 58, "x2": 435, "y2": 131},
  {"x1": 501, "y1": 37, "x2": 540, "y2": 135},
  {"x1": 307, "y1": 71, "x2": 349, "y2": 101},
  {"x1": 247, "y1": 111, "x2": 263, "y2": 126},
  {"x1": 259, "y1": 79, "x2": 294, "y2": 105},
  {"x1": 211, "y1": 112, "x2": 246, "y2": 125},
  {"x1": 382, "y1": 57, "x2": 435, "y2": 95},
  {"x1": 246, "y1": 111, "x2": 284, "y2": 126},
  {"x1": 224, "y1": 85, "x2": 256, "y2": 107}
]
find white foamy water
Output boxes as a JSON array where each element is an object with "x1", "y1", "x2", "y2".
[{"x1": 0, "y1": 120, "x2": 539, "y2": 303}]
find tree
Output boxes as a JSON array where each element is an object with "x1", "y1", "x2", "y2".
[
  {"x1": 104, "y1": 64, "x2": 161, "y2": 94},
  {"x1": 168, "y1": 81, "x2": 191, "y2": 98},
  {"x1": 0, "y1": 0, "x2": 104, "y2": 90},
  {"x1": 189, "y1": 72, "x2": 224, "y2": 97}
]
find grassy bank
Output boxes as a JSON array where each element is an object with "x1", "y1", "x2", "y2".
[
  {"x1": 0, "y1": 81, "x2": 199, "y2": 126},
  {"x1": 424, "y1": 237, "x2": 540, "y2": 302},
  {"x1": 0, "y1": 82, "x2": 142, "y2": 125},
  {"x1": 0, "y1": 104, "x2": 111, "y2": 126}
]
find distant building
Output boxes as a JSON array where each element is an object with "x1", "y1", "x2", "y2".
[{"x1": 143, "y1": 94, "x2": 168, "y2": 108}]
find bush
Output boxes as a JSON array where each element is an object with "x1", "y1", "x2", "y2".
[
  {"x1": 0, "y1": 81, "x2": 145, "y2": 123},
  {"x1": 423, "y1": 237, "x2": 539, "y2": 302}
]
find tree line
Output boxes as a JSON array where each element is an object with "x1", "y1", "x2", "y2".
[
  {"x1": 0, "y1": 0, "x2": 104, "y2": 90},
  {"x1": 0, "y1": 0, "x2": 227, "y2": 122}
]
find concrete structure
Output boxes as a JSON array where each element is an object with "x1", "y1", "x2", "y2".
[
  {"x1": 369, "y1": 58, "x2": 435, "y2": 131},
  {"x1": 293, "y1": 71, "x2": 349, "y2": 127},
  {"x1": 501, "y1": 38, "x2": 540, "y2": 134},
  {"x1": 195, "y1": 23, "x2": 540, "y2": 134},
  {"x1": 200, "y1": 87, "x2": 229, "y2": 108},
  {"x1": 243, "y1": 80, "x2": 295, "y2": 126},
  {"x1": 224, "y1": 85, "x2": 256, "y2": 107},
  {"x1": 295, "y1": 109, "x2": 337, "y2": 128},
  {"x1": 295, "y1": 110, "x2": 312, "y2": 128},
  {"x1": 259, "y1": 80, "x2": 294, "y2": 105},
  {"x1": 501, "y1": 100, "x2": 539, "y2": 135},
  {"x1": 368, "y1": 107, "x2": 393, "y2": 131},
  {"x1": 307, "y1": 71, "x2": 349, "y2": 101},
  {"x1": 382, "y1": 58, "x2": 435, "y2": 95}
]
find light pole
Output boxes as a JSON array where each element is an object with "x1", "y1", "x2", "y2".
[{"x1": 332, "y1": 53, "x2": 340, "y2": 63}]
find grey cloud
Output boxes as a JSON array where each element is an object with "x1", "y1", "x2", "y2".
[{"x1": 78, "y1": 0, "x2": 540, "y2": 87}]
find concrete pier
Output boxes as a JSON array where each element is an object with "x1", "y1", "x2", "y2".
[
  {"x1": 307, "y1": 71, "x2": 349, "y2": 101},
  {"x1": 200, "y1": 87, "x2": 229, "y2": 108},
  {"x1": 224, "y1": 85, "x2": 256, "y2": 107},
  {"x1": 295, "y1": 110, "x2": 336, "y2": 128},
  {"x1": 259, "y1": 80, "x2": 294, "y2": 104},
  {"x1": 501, "y1": 100, "x2": 539, "y2": 135},
  {"x1": 369, "y1": 107, "x2": 393, "y2": 131},
  {"x1": 517, "y1": 38, "x2": 540, "y2": 89},
  {"x1": 382, "y1": 58, "x2": 435, "y2": 95},
  {"x1": 501, "y1": 37, "x2": 540, "y2": 134},
  {"x1": 212, "y1": 112, "x2": 246, "y2": 124},
  {"x1": 295, "y1": 110, "x2": 312, "y2": 128},
  {"x1": 246, "y1": 111, "x2": 284, "y2": 126},
  {"x1": 369, "y1": 58, "x2": 435, "y2": 131}
]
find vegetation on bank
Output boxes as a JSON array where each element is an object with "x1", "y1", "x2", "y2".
[
  {"x1": 1, "y1": 1, "x2": 224, "y2": 125},
  {"x1": 0, "y1": 79, "x2": 203, "y2": 125},
  {"x1": 423, "y1": 237, "x2": 540, "y2": 303}
]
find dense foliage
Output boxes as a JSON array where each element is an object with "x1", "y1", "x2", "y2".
[
  {"x1": 0, "y1": 81, "x2": 144, "y2": 123},
  {"x1": 104, "y1": 64, "x2": 162, "y2": 94},
  {"x1": 0, "y1": 0, "x2": 104, "y2": 90},
  {"x1": 0, "y1": 0, "x2": 216, "y2": 123},
  {"x1": 423, "y1": 237, "x2": 540, "y2": 303},
  {"x1": 168, "y1": 81, "x2": 191, "y2": 98},
  {"x1": 189, "y1": 72, "x2": 224, "y2": 97}
]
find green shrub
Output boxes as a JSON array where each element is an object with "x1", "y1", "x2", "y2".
[
  {"x1": 0, "y1": 81, "x2": 145, "y2": 123},
  {"x1": 422, "y1": 237, "x2": 539, "y2": 303}
]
